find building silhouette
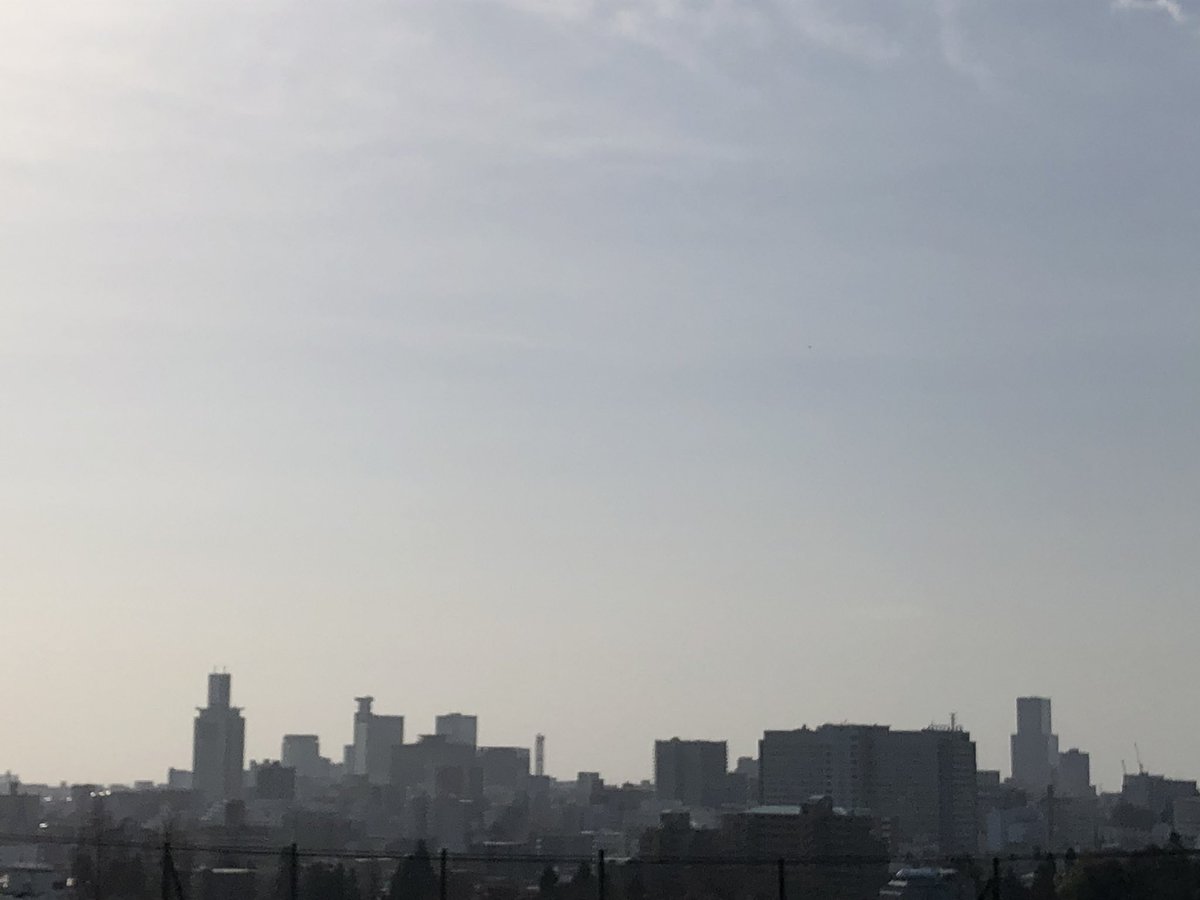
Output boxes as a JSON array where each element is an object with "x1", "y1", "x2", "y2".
[
  {"x1": 392, "y1": 734, "x2": 481, "y2": 798},
  {"x1": 281, "y1": 735, "x2": 327, "y2": 781},
  {"x1": 1010, "y1": 697, "x2": 1058, "y2": 797},
  {"x1": 1056, "y1": 748, "x2": 1093, "y2": 799},
  {"x1": 1122, "y1": 771, "x2": 1199, "y2": 821},
  {"x1": 759, "y1": 723, "x2": 977, "y2": 855},
  {"x1": 435, "y1": 713, "x2": 478, "y2": 749},
  {"x1": 478, "y1": 745, "x2": 531, "y2": 791},
  {"x1": 192, "y1": 672, "x2": 245, "y2": 804},
  {"x1": 349, "y1": 696, "x2": 404, "y2": 785},
  {"x1": 252, "y1": 760, "x2": 296, "y2": 801},
  {"x1": 654, "y1": 738, "x2": 728, "y2": 808}
]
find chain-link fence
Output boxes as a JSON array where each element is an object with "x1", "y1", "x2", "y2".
[{"x1": 10, "y1": 831, "x2": 1192, "y2": 900}]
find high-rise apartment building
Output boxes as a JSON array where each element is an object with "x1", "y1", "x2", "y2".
[
  {"x1": 478, "y1": 746, "x2": 531, "y2": 791},
  {"x1": 1056, "y1": 748, "x2": 1093, "y2": 799},
  {"x1": 351, "y1": 697, "x2": 405, "y2": 785},
  {"x1": 1010, "y1": 697, "x2": 1059, "y2": 797},
  {"x1": 253, "y1": 761, "x2": 296, "y2": 801},
  {"x1": 192, "y1": 672, "x2": 245, "y2": 804},
  {"x1": 393, "y1": 734, "x2": 482, "y2": 797},
  {"x1": 435, "y1": 714, "x2": 478, "y2": 749},
  {"x1": 281, "y1": 735, "x2": 325, "y2": 781},
  {"x1": 654, "y1": 739, "x2": 729, "y2": 808},
  {"x1": 759, "y1": 723, "x2": 977, "y2": 855},
  {"x1": 1122, "y1": 772, "x2": 1199, "y2": 819}
]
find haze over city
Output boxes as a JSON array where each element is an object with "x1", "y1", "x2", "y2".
[{"x1": 3, "y1": 0, "x2": 1199, "y2": 801}]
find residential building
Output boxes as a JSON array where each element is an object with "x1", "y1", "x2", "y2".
[
  {"x1": 393, "y1": 734, "x2": 480, "y2": 798},
  {"x1": 1172, "y1": 797, "x2": 1200, "y2": 842},
  {"x1": 722, "y1": 798, "x2": 882, "y2": 859},
  {"x1": 479, "y1": 746, "x2": 531, "y2": 791},
  {"x1": 758, "y1": 723, "x2": 977, "y2": 855},
  {"x1": 253, "y1": 761, "x2": 296, "y2": 802},
  {"x1": 281, "y1": 735, "x2": 328, "y2": 781},
  {"x1": 1121, "y1": 772, "x2": 1199, "y2": 821},
  {"x1": 1056, "y1": 749, "x2": 1093, "y2": 799},
  {"x1": 435, "y1": 714, "x2": 478, "y2": 750},
  {"x1": 722, "y1": 799, "x2": 888, "y2": 898},
  {"x1": 654, "y1": 739, "x2": 729, "y2": 808}
]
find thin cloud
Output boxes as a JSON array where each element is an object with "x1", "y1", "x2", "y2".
[
  {"x1": 934, "y1": 0, "x2": 999, "y2": 92},
  {"x1": 1113, "y1": 0, "x2": 1187, "y2": 24},
  {"x1": 498, "y1": 0, "x2": 902, "y2": 67}
]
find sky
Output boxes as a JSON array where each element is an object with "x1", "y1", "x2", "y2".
[{"x1": 1, "y1": 0, "x2": 1198, "y2": 793}]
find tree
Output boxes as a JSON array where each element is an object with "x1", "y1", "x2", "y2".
[
  {"x1": 364, "y1": 858, "x2": 384, "y2": 900},
  {"x1": 1001, "y1": 869, "x2": 1031, "y2": 900},
  {"x1": 558, "y1": 861, "x2": 592, "y2": 900},
  {"x1": 538, "y1": 866, "x2": 559, "y2": 899},
  {"x1": 571, "y1": 862, "x2": 592, "y2": 886},
  {"x1": 71, "y1": 847, "x2": 95, "y2": 893},
  {"x1": 302, "y1": 862, "x2": 335, "y2": 900},
  {"x1": 1031, "y1": 855, "x2": 1057, "y2": 900},
  {"x1": 624, "y1": 864, "x2": 645, "y2": 900},
  {"x1": 389, "y1": 842, "x2": 438, "y2": 900},
  {"x1": 272, "y1": 848, "x2": 292, "y2": 900}
]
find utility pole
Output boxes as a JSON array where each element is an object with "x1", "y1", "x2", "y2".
[
  {"x1": 1046, "y1": 785, "x2": 1056, "y2": 851},
  {"x1": 289, "y1": 843, "x2": 299, "y2": 900},
  {"x1": 439, "y1": 849, "x2": 448, "y2": 900},
  {"x1": 992, "y1": 857, "x2": 1000, "y2": 900},
  {"x1": 777, "y1": 859, "x2": 786, "y2": 900}
]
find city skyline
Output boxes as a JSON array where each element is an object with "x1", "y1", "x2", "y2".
[
  {"x1": 4, "y1": 1, "x2": 1199, "y2": 798},
  {"x1": 0, "y1": 672, "x2": 1168, "y2": 796}
]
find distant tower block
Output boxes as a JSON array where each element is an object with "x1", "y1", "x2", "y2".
[{"x1": 535, "y1": 733, "x2": 545, "y2": 778}]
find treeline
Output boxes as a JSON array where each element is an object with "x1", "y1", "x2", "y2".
[
  {"x1": 67, "y1": 839, "x2": 1200, "y2": 900},
  {"x1": 983, "y1": 844, "x2": 1200, "y2": 900}
]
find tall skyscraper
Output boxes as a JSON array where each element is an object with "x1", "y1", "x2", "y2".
[
  {"x1": 1010, "y1": 697, "x2": 1059, "y2": 797},
  {"x1": 654, "y1": 738, "x2": 729, "y2": 808},
  {"x1": 192, "y1": 672, "x2": 245, "y2": 804},
  {"x1": 435, "y1": 713, "x2": 478, "y2": 749},
  {"x1": 350, "y1": 696, "x2": 405, "y2": 785}
]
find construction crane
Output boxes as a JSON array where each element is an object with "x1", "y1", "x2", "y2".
[{"x1": 1135, "y1": 743, "x2": 1146, "y2": 775}]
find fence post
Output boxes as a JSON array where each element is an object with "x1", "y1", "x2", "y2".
[
  {"x1": 92, "y1": 826, "x2": 102, "y2": 900},
  {"x1": 992, "y1": 857, "x2": 1000, "y2": 900},
  {"x1": 597, "y1": 850, "x2": 605, "y2": 900},
  {"x1": 777, "y1": 859, "x2": 786, "y2": 900},
  {"x1": 161, "y1": 839, "x2": 171, "y2": 900},
  {"x1": 440, "y1": 848, "x2": 448, "y2": 900},
  {"x1": 289, "y1": 843, "x2": 299, "y2": 900}
]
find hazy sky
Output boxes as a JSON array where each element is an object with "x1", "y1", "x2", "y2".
[{"x1": 2, "y1": 1, "x2": 1198, "y2": 792}]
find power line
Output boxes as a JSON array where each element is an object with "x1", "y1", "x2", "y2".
[{"x1": 2, "y1": 830, "x2": 1197, "y2": 869}]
